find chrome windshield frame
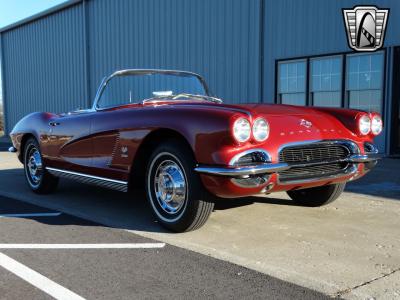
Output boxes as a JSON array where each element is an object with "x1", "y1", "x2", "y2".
[{"x1": 92, "y1": 69, "x2": 210, "y2": 111}]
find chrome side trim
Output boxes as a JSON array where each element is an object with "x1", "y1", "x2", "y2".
[
  {"x1": 46, "y1": 167, "x2": 128, "y2": 192},
  {"x1": 8, "y1": 146, "x2": 17, "y2": 153},
  {"x1": 229, "y1": 149, "x2": 271, "y2": 166}
]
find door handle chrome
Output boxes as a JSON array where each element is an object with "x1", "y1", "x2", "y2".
[{"x1": 49, "y1": 122, "x2": 60, "y2": 126}]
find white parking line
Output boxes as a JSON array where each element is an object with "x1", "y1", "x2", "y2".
[
  {"x1": 0, "y1": 243, "x2": 166, "y2": 249},
  {"x1": 0, "y1": 212, "x2": 62, "y2": 218},
  {"x1": 0, "y1": 252, "x2": 85, "y2": 300}
]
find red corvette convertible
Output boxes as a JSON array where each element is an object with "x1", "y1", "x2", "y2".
[{"x1": 9, "y1": 69, "x2": 382, "y2": 232}]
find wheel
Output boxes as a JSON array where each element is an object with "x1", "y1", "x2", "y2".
[
  {"x1": 23, "y1": 137, "x2": 59, "y2": 194},
  {"x1": 287, "y1": 183, "x2": 346, "y2": 207},
  {"x1": 145, "y1": 140, "x2": 214, "y2": 232}
]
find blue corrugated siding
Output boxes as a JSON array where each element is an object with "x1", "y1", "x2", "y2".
[
  {"x1": 263, "y1": 0, "x2": 400, "y2": 102},
  {"x1": 262, "y1": 0, "x2": 400, "y2": 154},
  {"x1": 86, "y1": 0, "x2": 261, "y2": 104},
  {"x1": 1, "y1": 3, "x2": 86, "y2": 132},
  {"x1": 1, "y1": 0, "x2": 400, "y2": 140}
]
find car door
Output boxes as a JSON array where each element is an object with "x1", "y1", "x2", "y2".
[
  {"x1": 89, "y1": 105, "x2": 145, "y2": 181},
  {"x1": 45, "y1": 110, "x2": 95, "y2": 172}
]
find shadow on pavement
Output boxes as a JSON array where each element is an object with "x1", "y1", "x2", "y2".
[
  {"x1": 346, "y1": 158, "x2": 400, "y2": 200},
  {"x1": 0, "y1": 167, "x2": 295, "y2": 233},
  {"x1": 0, "y1": 157, "x2": 399, "y2": 234}
]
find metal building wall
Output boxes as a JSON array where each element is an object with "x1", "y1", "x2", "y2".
[
  {"x1": 0, "y1": 3, "x2": 86, "y2": 133},
  {"x1": 0, "y1": 0, "x2": 263, "y2": 134},
  {"x1": 263, "y1": 0, "x2": 400, "y2": 154},
  {"x1": 263, "y1": 0, "x2": 400, "y2": 102},
  {"x1": 86, "y1": 0, "x2": 261, "y2": 105}
]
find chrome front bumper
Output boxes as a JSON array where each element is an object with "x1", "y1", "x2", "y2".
[{"x1": 195, "y1": 153, "x2": 381, "y2": 178}]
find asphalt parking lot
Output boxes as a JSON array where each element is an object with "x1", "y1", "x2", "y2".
[
  {"x1": 0, "y1": 196, "x2": 325, "y2": 299},
  {"x1": 0, "y1": 151, "x2": 399, "y2": 299}
]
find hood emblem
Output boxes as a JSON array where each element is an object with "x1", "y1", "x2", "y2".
[{"x1": 300, "y1": 119, "x2": 312, "y2": 129}]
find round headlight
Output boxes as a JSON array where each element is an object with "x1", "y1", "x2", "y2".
[
  {"x1": 371, "y1": 115, "x2": 383, "y2": 135},
  {"x1": 358, "y1": 114, "x2": 371, "y2": 135},
  {"x1": 252, "y1": 118, "x2": 270, "y2": 142},
  {"x1": 233, "y1": 118, "x2": 251, "y2": 143}
]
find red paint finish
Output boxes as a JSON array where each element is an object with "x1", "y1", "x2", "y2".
[{"x1": 10, "y1": 101, "x2": 379, "y2": 198}]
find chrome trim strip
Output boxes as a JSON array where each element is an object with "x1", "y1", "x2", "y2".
[
  {"x1": 195, "y1": 141, "x2": 380, "y2": 181},
  {"x1": 348, "y1": 153, "x2": 382, "y2": 163},
  {"x1": 195, "y1": 154, "x2": 379, "y2": 178},
  {"x1": 92, "y1": 69, "x2": 210, "y2": 110},
  {"x1": 8, "y1": 146, "x2": 17, "y2": 153},
  {"x1": 229, "y1": 149, "x2": 272, "y2": 166},
  {"x1": 195, "y1": 163, "x2": 290, "y2": 177},
  {"x1": 45, "y1": 167, "x2": 128, "y2": 185},
  {"x1": 277, "y1": 164, "x2": 359, "y2": 185}
]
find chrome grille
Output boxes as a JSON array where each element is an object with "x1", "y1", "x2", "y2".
[
  {"x1": 278, "y1": 163, "x2": 347, "y2": 182},
  {"x1": 279, "y1": 144, "x2": 349, "y2": 163},
  {"x1": 278, "y1": 142, "x2": 351, "y2": 183}
]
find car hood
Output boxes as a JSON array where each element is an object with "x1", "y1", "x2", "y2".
[
  {"x1": 171, "y1": 102, "x2": 358, "y2": 142},
  {"x1": 234, "y1": 103, "x2": 355, "y2": 140},
  {"x1": 233, "y1": 103, "x2": 320, "y2": 116},
  {"x1": 166, "y1": 101, "x2": 323, "y2": 116}
]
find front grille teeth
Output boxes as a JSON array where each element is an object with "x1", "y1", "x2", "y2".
[
  {"x1": 279, "y1": 145, "x2": 349, "y2": 163},
  {"x1": 278, "y1": 142, "x2": 351, "y2": 182}
]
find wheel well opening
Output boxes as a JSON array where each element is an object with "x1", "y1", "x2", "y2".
[
  {"x1": 129, "y1": 129, "x2": 194, "y2": 191},
  {"x1": 19, "y1": 133, "x2": 35, "y2": 162}
]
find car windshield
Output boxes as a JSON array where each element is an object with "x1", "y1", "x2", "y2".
[{"x1": 96, "y1": 71, "x2": 219, "y2": 109}]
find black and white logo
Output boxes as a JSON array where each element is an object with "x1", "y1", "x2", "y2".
[{"x1": 343, "y1": 6, "x2": 389, "y2": 52}]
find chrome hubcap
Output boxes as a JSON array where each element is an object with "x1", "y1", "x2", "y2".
[
  {"x1": 154, "y1": 160, "x2": 186, "y2": 214},
  {"x1": 27, "y1": 148, "x2": 43, "y2": 185}
]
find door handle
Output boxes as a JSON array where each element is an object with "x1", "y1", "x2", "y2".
[{"x1": 49, "y1": 122, "x2": 60, "y2": 127}]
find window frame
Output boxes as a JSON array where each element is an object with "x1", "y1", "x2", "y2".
[
  {"x1": 344, "y1": 51, "x2": 385, "y2": 114},
  {"x1": 94, "y1": 69, "x2": 210, "y2": 110},
  {"x1": 275, "y1": 49, "x2": 387, "y2": 117},
  {"x1": 276, "y1": 59, "x2": 308, "y2": 106},
  {"x1": 309, "y1": 55, "x2": 343, "y2": 108}
]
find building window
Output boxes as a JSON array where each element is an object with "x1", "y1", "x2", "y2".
[
  {"x1": 278, "y1": 60, "x2": 306, "y2": 106},
  {"x1": 310, "y1": 56, "x2": 342, "y2": 107},
  {"x1": 346, "y1": 52, "x2": 384, "y2": 114}
]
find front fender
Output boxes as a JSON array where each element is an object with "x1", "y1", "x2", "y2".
[{"x1": 10, "y1": 112, "x2": 55, "y2": 161}]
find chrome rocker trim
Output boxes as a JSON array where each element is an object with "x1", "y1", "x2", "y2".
[
  {"x1": 46, "y1": 167, "x2": 128, "y2": 192},
  {"x1": 195, "y1": 153, "x2": 380, "y2": 178}
]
